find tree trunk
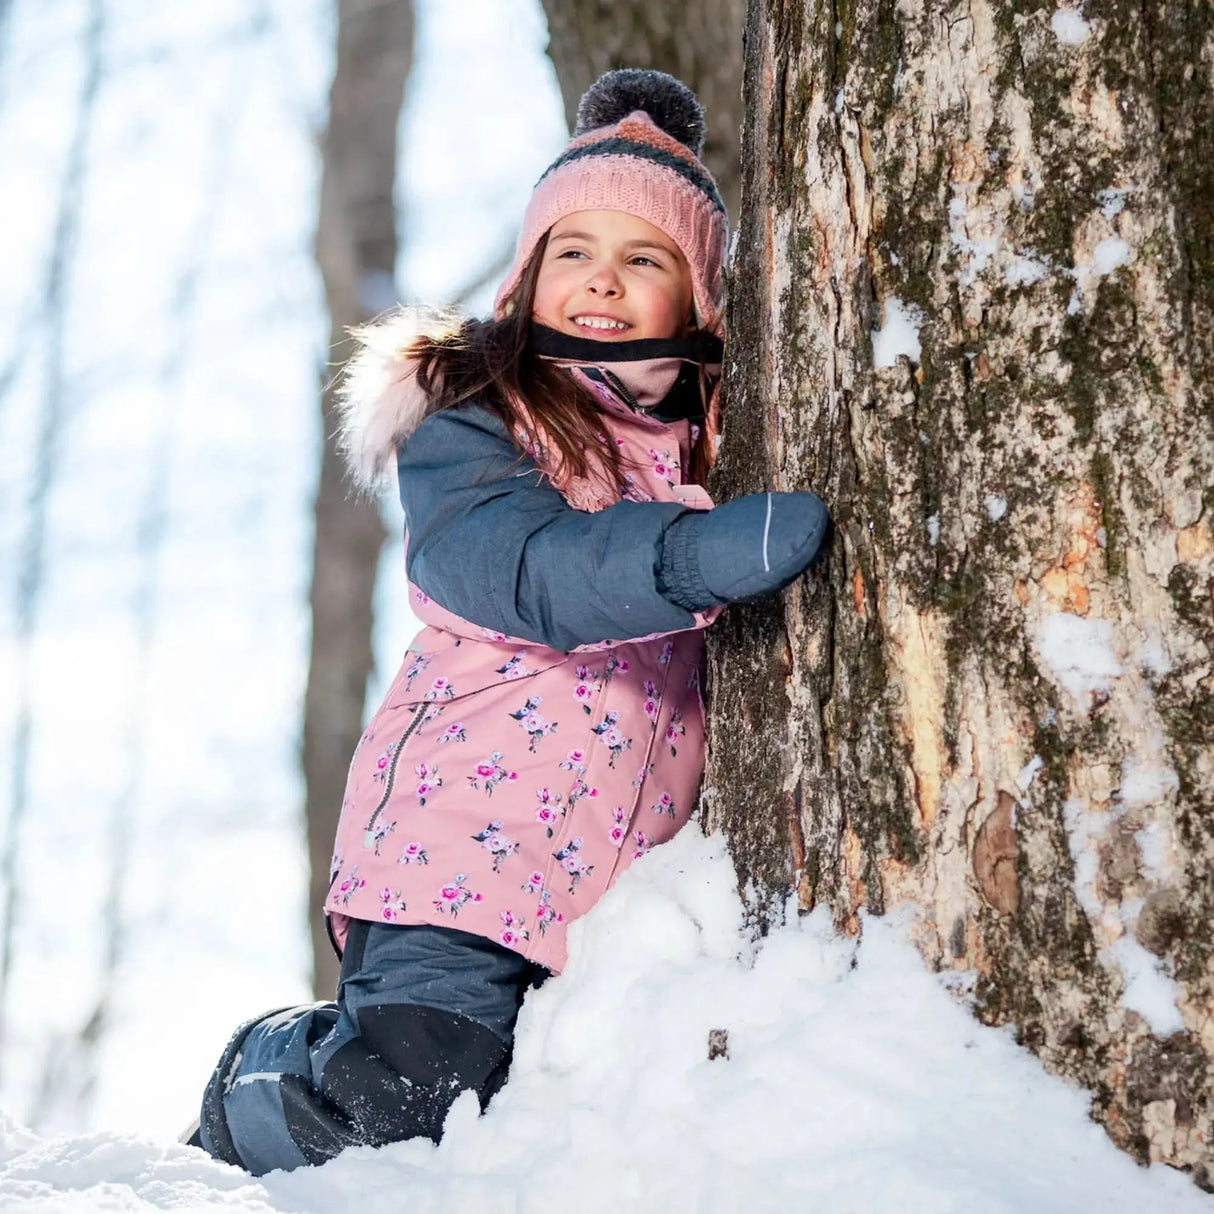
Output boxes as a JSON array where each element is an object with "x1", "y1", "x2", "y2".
[
  {"x1": 707, "y1": 0, "x2": 1214, "y2": 1184},
  {"x1": 539, "y1": 0, "x2": 744, "y2": 218},
  {"x1": 307, "y1": 0, "x2": 412, "y2": 998}
]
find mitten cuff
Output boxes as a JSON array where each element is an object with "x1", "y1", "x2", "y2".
[{"x1": 657, "y1": 514, "x2": 720, "y2": 612}]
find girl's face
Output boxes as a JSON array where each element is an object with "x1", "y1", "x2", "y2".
[{"x1": 531, "y1": 210, "x2": 694, "y2": 342}]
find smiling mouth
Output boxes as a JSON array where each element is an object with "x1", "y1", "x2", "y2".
[{"x1": 571, "y1": 315, "x2": 630, "y2": 332}]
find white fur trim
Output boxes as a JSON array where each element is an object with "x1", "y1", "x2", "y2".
[{"x1": 335, "y1": 310, "x2": 436, "y2": 494}]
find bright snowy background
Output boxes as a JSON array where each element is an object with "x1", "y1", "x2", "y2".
[
  {"x1": 0, "y1": 0, "x2": 561, "y2": 1154},
  {"x1": 0, "y1": 1, "x2": 1210, "y2": 1210}
]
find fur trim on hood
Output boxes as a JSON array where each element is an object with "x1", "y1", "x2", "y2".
[{"x1": 336, "y1": 309, "x2": 445, "y2": 494}]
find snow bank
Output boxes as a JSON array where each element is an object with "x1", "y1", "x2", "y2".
[{"x1": 1, "y1": 829, "x2": 1209, "y2": 1213}]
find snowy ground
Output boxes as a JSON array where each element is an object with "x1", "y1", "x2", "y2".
[{"x1": 1, "y1": 829, "x2": 1210, "y2": 1212}]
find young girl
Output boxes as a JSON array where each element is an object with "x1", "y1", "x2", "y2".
[{"x1": 191, "y1": 69, "x2": 827, "y2": 1175}]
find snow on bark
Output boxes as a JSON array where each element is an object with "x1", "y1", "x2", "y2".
[{"x1": 706, "y1": 0, "x2": 1214, "y2": 1184}]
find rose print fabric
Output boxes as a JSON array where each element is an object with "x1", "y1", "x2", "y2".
[{"x1": 325, "y1": 381, "x2": 715, "y2": 974}]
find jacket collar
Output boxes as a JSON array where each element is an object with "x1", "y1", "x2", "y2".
[
  {"x1": 337, "y1": 312, "x2": 725, "y2": 495},
  {"x1": 528, "y1": 325, "x2": 722, "y2": 415}
]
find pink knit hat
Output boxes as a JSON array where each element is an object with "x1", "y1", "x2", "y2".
[{"x1": 494, "y1": 70, "x2": 728, "y2": 336}]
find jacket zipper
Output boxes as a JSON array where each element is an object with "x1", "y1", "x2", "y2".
[
  {"x1": 601, "y1": 368, "x2": 641, "y2": 413},
  {"x1": 363, "y1": 704, "x2": 425, "y2": 845}
]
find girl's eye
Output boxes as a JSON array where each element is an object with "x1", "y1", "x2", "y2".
[{"x1": 556, "y1": 248, "x2": 587, "y2": 259}]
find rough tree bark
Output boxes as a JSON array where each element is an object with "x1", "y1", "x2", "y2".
[
  {"x1": 308, "y1": 0, "x2": 412, "y2": 998},
  {"x1": 706, "y1": 0, "x2": 1214, "y2": 1184},
  {"x1": 539, "y1": 0, "x2": 744, "y2": 217}
]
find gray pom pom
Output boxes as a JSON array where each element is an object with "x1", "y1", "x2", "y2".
[{"x1": 574, "y1": 69, "x2": 706, "y2": 156}]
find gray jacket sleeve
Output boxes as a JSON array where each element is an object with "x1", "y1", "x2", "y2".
[{"x1": 396, "y1": 403, "x2": 697, "y2": 652}]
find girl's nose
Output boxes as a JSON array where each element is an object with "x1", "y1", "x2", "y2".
[{"x1": 584, "y1": 264, "x2": 621, "y2": 296}]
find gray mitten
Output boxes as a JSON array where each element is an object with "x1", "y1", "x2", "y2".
[{"x1": 657, "y1": 491, "x2": 828, "y2": 612}]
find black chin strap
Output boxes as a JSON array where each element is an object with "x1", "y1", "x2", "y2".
[{"x1": 527, "y1": 324, "x2": 723, "y2": 365}]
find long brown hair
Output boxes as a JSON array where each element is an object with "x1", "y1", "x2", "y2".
[{"x1": 409, "y1": 235, "x2": 713, "y2": 490}]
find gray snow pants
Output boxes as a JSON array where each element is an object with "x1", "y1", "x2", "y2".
[{"x1": 196, "y1": 920, "x2": 545, "y2": 1175}]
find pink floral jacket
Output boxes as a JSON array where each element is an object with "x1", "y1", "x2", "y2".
[{"x1": 327, "y1": 321, "x2": 718, "y2": 972}]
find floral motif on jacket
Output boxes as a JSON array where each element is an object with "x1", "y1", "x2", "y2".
[{"x1": 326, "y1": 361, "x2": 716, "y2": 973}]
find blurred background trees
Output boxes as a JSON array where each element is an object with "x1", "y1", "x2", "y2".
[{"x1": 0, "y1": 0, "x2": 563, "y2": 1135}]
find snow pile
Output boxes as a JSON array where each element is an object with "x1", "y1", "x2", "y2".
[
  {"x1": 1140, "y1": 627, "x2": 1172, "y2": 677},
  {"x1": 1041, "y1": 612, "x2": 1188, "y2": 1038},
  {"x1": 1, "y1": 829, "x2": 1208, "y2": 1213},
  {"x1": 1017, "y1": 753, "x2": 1044, "y2": 794},
  {"x1": 946, "y1": 187, "x2": 1051, "y2": 293},
  {"x1": 1120, "y1": 753, "x2": 1180, "y2": 806}
]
